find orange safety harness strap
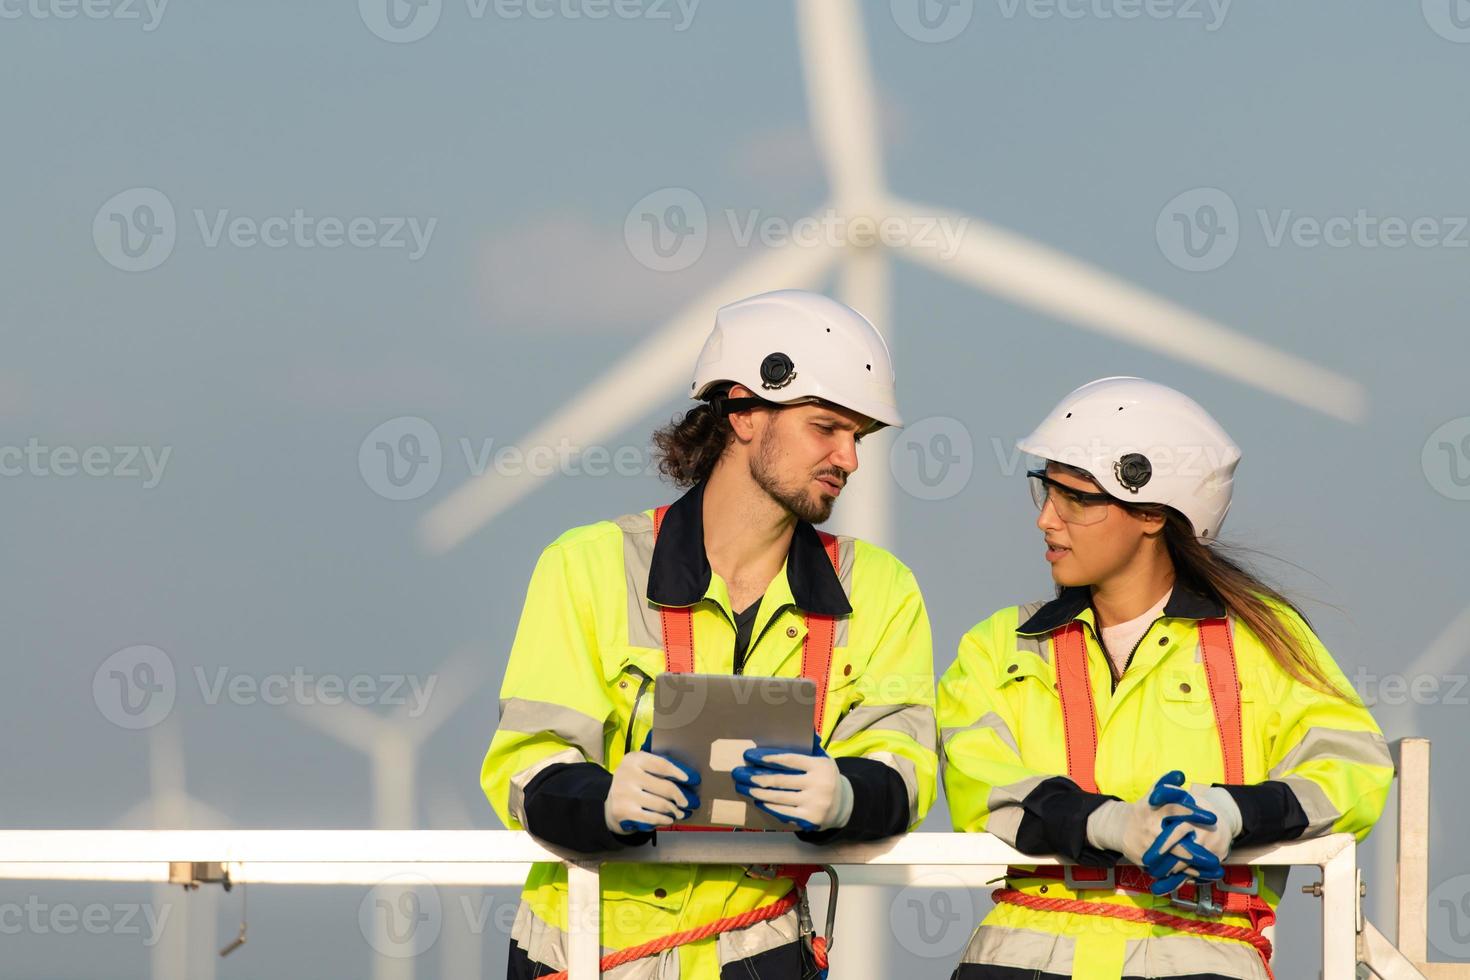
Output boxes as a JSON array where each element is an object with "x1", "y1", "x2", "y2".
[
  {"x1": 991, "y1": 888, "x2": 1274, "y2": 980},
  {"x1": 999, "y1": 616, "x2": 1274, "y2": 977},
  {"x1": 652, "y1": 504, "x2": 841, "y2": 734},
  {"x1": 609, "y1": 506, "x2": 840, "y2": 973},
  {"x1": 537, "y1": 880, "x2": 829, "y2": 980}
]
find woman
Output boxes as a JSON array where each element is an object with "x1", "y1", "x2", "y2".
[{"x1": 939, "y1": 377, "x2": 1392, "y2": 980}]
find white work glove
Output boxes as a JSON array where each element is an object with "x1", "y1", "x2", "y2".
[
  {"x1": 731, "y1": 740, "x2": 853, "y2": 832},
  {"x1": 1087, "y1": 771, "x2": 1243, "y2": 894},
  {"x1": 1086, "y1": 796, "x2": 1199, "y2": 870},
  {"x1": 1178, "y1": 783, "x2": 1243, "y2": 865},
  {"x1": 603, "y1": 749, "x2": 700, "y2": 835}
]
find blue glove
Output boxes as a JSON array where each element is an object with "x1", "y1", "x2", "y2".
[
  {"x1": 731, "y1": 733, "x2": 851, "y2": 833},
  {"x1": 1141, "y1": 771, "x2": 1224, "y2": 893},
  {"x1": 604, "y1": 732, "x2": 701, "y2": 835}
]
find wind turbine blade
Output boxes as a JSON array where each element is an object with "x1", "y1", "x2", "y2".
[
  {"x1": 287, "y1": 698, "x2": 386, "y2": 747},
  {"x1": 835, "y1": 248, "x2": 893, "y2": 548},
  {"x1": 1403, "y1": 603, "x2": 1470, "y2": 682},
  {"x1": 887, "y1": 197, "x2": 1368, "y2": 422},
  {"x1": 420, "y1": 237, "x2": 842, "y2": 553},
  {"x1": 797, "y1": 0, "x2": 884, "y2": 213},
  {"x1": 401, "y1": 647, "x2": 489, "y2": 739}
]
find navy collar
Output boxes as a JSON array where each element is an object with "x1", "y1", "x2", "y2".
[
  {"x1": 1017, "y1": 581, "x2": 1226, "y2": 636},
  {"x1": 645, "y1": 479, "x2": 852, "y2": 616}
]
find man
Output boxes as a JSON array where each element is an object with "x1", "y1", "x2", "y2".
[{"x1": 482, "y1": 288, "x2": 937, "y2": 979}]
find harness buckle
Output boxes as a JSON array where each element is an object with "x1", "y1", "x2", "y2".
[
  {"x1": 1215, "y1": 869, "x2": 1260, "y2": 897},
  {"x1": 1063, "y1": 866, "x2": 1116, "y2": 891},
  {"x1": 1169, "y1": 881, "x2": 1225, "y2": 916}
]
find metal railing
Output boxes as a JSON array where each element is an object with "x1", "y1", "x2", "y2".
[{"x1": 0, "y1": 737, "x2": 1459, "y2": 979}]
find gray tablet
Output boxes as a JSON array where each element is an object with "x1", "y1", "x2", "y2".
[{"x1": 651, "y1": 673, "x2": 818, "y2": 831}]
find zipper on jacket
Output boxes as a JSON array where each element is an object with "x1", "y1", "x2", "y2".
[
  {"x1": 622, "y1": 667, "x2": 654, "y2": 757},
  {"x1": 1110, "y1": 618, "x2": 1165, "y2": 694}
]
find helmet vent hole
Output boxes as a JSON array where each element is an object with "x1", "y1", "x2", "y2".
[
  {"x1": 1065, "y1": 412, "x2": 1072, "y2": 418},
  {"x1": 865, "y1": 364, "x2": 871, "y2": 371}
]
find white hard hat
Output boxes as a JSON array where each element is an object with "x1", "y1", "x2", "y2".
[
  {"x1": 1017, "y1": 377, "x2": 1242, "y2": 544},
  {"x1": 691, "y1": 289, "x2": 902, "y2": 431}
]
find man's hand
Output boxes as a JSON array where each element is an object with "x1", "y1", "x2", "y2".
[
  {"x1": 604, "y1": 749, "x2": 700, "y2": 835},
  {"x1": 731, "y1": 739, "x2": 853, "y2": 832}
]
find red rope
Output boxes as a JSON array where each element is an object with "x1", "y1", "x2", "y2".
[
  {"x1": 538, "y1": 889, "x2": 826, "y2": 980},
  {"x1": 992, "y1": 889, "x2": 1274, "y2": 980}
]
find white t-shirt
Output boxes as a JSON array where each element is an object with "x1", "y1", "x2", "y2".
[{"x1": 1098, "y1": 588, "x2": 1172, "y2": 677}]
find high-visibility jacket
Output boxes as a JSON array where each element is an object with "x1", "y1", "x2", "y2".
[
  {"x1": 939, "y1": 584, "x2": 1392, "y2": 980},
  {"x1": 482, "y1": 480, "x2": 937, "y2": 978}
]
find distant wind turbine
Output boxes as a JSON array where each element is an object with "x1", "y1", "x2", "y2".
[
  {"x1": 287, "y1": 647, "x2": 489, "y2": 980},
  {"x1": 111, "y1": 718, "x2": 229, "y2": 980},
  {"x1": 420, "y1": 0, "x2": 1367, "y2": 557}
]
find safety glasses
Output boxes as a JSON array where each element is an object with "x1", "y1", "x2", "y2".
[{"x1": 1027, "y1": 468, "x2": 1115, "y2": 526}]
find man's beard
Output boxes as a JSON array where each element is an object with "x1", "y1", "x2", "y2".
[{"x1": 749, "y1": 426, "x2": 841, "y2": 524}]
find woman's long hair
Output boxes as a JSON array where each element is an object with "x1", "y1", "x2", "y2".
[{"x1": 1150, "y1": 504, "x2": 1348, "y2": 699}]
